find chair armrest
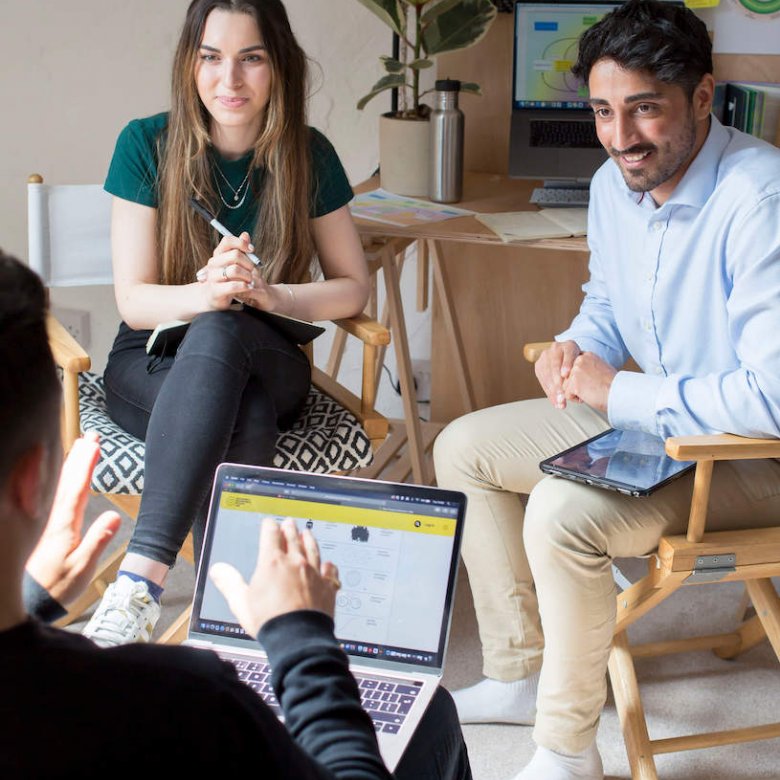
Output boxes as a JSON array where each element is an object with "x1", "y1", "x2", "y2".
[
  {"x1": 46, "y1": 313, "x2": 91, "y2": 373},
  {"x1": 46, "y1": 313, "x2": 90, "y2": 453},
  {"x1": 523, "y1": 341, "x2": 553, "y2": 364},
  {"x1": 332, "y1": 313, "x2": 390, "y2": 346},
  {"x1": 666, "y1": 434, "x2": 780, "y2": 462}
]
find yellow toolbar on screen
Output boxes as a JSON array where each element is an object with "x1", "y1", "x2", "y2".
[{"x1": 220, "y1": 492, "x2": 456, "y2": 537}]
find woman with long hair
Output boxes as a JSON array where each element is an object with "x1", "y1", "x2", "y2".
[{"x1": 83, "y1": 0, "x2": 369, "y2": 646}]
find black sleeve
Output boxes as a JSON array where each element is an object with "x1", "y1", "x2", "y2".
[
  {"x1": 259, "y1": 610, "x2": 392, "y2": 780},
  {"x1": 21, "y1": 572, "x2": 66, "y2": 624}
]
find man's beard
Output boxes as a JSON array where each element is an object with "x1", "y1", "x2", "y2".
[{"x1": 611, "y1": 111, "x2": 697, "y2": 194}]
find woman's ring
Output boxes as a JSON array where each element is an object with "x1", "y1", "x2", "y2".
[{"x1": 222, "y1": 265, "x2": 229, "y2": 280}]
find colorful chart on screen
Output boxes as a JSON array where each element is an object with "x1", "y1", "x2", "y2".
[{"x1": 514, "y1": 4, "x2": 615, "y2": 108}]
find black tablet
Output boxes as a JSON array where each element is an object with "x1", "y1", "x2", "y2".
[{"x1": 539, "y1": 428, "x2": 695, "y2": 497}]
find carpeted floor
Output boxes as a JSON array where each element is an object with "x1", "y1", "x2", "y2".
[{"x1": 72, "y1": 496, "x2": 780, "y2": 780}]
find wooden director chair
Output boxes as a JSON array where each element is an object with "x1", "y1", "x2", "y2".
[
  {"x1": 30, "y1": 174, "x2": 390, "y2": 644},
  {"x1": 523, "y1": 342, "x2": 780, "y2": 780}
]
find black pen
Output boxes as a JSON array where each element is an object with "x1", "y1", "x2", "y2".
[{"x1": 189, "y1": 197, "x2": 262, "y2": 267}]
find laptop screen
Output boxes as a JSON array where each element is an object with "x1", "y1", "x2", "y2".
[
  {"x1": 513, "y1": 2, "x2": 619, "y2": 110},
  {"x1": 190, "y1": 465, "x2": 466, "y2": 671}
]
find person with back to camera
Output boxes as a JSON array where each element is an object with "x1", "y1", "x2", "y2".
[
  {"x1": 433, "y1": 1, "x2": 780, "y2": 778},
  {"x1": 83, "y1": 0, "x2": 371, "y2": 647},
  {"x1": 0, "y1": 248, "x2": 471, "y2": 778}
]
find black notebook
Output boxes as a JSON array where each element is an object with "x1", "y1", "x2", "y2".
[{"x1": 145, "y1": 306, "x2": 325, "y2": 356}]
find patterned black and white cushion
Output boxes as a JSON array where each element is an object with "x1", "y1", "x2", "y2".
[{"x1": 78, "y1": 372, "x2": 372, "y2": 495}]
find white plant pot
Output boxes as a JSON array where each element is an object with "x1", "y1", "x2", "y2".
[{"x1": 379, "y1": 113, "x2": 431, "y2": 197}]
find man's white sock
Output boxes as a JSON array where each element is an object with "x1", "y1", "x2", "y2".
[
  {"x1": 513, "y1": 743, "x2": 603, "y2": 780},
  {"x1": 452, "y1": 673, "x2": 539, "y2": 724}
]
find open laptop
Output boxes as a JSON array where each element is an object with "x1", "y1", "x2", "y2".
[
  {"x1": 185, "y1": 463, "x2": 467, "y2": 770},
  {"x1": 509, "y1": 1, "x2": 619, "y2": 183}
]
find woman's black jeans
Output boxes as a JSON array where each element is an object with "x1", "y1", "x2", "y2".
[{"x1": 104, "y1": 309, "x2": 311, "y2": 568}]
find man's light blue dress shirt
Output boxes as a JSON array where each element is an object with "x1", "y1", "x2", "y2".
[{"x1": 558, "y1": 117, "x2": 780, "y2": 439}]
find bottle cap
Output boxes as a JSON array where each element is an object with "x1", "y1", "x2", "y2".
[{"x1": 435, "y1": 79, "x2": 461, "y2": 92}]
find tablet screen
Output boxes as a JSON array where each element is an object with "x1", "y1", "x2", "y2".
[{"x1": 541, "y1": 429, "x2": 695, "y2": 495}]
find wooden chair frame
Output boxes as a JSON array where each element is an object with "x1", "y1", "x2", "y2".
[{"x1": 523, "y1": 342, "x2": 780, "y2": 779}]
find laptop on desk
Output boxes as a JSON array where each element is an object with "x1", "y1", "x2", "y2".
[{"x1": 185, "y1": 463, "x2": 467, "y2": 770}]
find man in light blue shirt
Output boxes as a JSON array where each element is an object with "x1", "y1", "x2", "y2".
[
  {"x1": 434, "y1": 2, "x2": 780, "y2": 779},
  {"x1": 554, "y1": 98, "x2": 780, "y2": 440}
]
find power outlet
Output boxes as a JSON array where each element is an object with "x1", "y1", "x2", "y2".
[
  {"x1": 53, "y1": 307, "x2": 91, "y2": 349},
  {"x1": 411, "y1": 358, "x2": 432, "y2": 403}
]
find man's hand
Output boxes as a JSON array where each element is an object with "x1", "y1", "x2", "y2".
[
  {"x1": 562, "y1": 352, "x2": 617, "y2": 413},
  {"x1": 535, "y1": 340, "x2": 582, "y2": 409},
  {"x1": 25, "y1": 433, "x2": 121, "y2": 606},
  {"x1": 210, "y1": 517, "x2": 341, "y2": 638}
]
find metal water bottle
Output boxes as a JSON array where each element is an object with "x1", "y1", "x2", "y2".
[{"x1": 429, "y1": 79, "x2": 464, "y2": 203}]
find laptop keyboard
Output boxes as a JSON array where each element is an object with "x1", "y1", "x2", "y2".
[
  {"x1": 224, "y1": 655, "x2": 281, "y2": 714},
  {"x1": 356, "y1": 675, "x2": 421, "y2": 734},
  {"x1": 530, "y1": 187, "x2": 590, "y2": 208},
  {"x1": 222, "y1": 652, "x2": 421, "y2": 734},
  {"x1": 530, "y1": 119, "x2": 601, "y2": 149}
]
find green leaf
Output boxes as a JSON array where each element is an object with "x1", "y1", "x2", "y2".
[
  {"x1": 460, "y1": 81, "x2": 481, "y2": 95},
  {"x1": 420, "y1": 0, "x2": 462, "y2": 24},
  {"x1": 380, "y1": 56, "x2": 405, "y2": 74},
  {"x1": 354, "y1": 0, "x2": 405, "y2": 37},
  {"x1": 357, "y1": 74, "x2": 407, "y2": 110},
  {"x1": 422, "y1": 0, "x2": 497, "y2": 56},
  {"x1": 409, "y1": 58, "x2": 434, "y2": 70}
]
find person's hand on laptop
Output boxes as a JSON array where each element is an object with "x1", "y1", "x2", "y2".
[
  {"x1": 210, "y1": 517, "x2": 341, "y2": 638},
  {"x1": 25, "y1": 433, "x2": 122, "y2": 607}
]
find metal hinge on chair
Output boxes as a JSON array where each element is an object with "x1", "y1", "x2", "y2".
[{"x1": 686, "y1": 553, "x2": 737, "y2": 583}]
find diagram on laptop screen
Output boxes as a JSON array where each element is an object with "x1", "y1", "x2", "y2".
[
  {"x1": 199, "y1": 491, "x2": 457, "y2": 654},
  {"x1": 515, "y1": 5, "x2": 615, "y2": 108}
]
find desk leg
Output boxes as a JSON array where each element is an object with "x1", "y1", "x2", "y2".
[
  {"x1": 381, "y1": 243, "x2": 428, "y2": 485},
  {"x1": 417, "y1": 239, "x2": 429, "y2": 312},
  {"x1": 429, "y1": 240, "x2": 477, "y2": 414},
  {"x1": 374, "y1": 249, "x2": 405, "y2": 393}
]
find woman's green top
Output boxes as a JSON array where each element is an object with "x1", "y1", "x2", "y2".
[{"x1": 104, "y1": 112, "x2": 354, "y2": 237}]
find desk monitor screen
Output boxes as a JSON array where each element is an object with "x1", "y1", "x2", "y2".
[{"x1": 509, "y1": 1, "x2": 619, "y2": 182}]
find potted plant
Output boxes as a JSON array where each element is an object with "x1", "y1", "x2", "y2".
[{"x1": 356, "y1": 0, "x2": 497, "y2": 196}]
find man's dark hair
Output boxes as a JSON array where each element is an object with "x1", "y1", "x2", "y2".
[
  {"x1": 0, "y1": 250, "x2": 61, "y2": 486},
  {"x1": 572, "y1": 0, "x2": 713, "y2": 99}
]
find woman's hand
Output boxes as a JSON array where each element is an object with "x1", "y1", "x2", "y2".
[
  {"x1": 196, "y1": 232, "x2": 259, "y2": 311},
  {"x1": 198, "y1": 231, "x2": 293, "y2": 314},
  {"x1": 234, "y1": 280, "x2": 293, "y2": 315}
]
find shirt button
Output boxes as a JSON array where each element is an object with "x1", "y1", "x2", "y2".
[
  {"x1": 652, "y1": 221, "x2": 663, "y2": 232},
  {"x1": 655, "y1": 367, "x2": 664, "y2": 375},
  {"x1": 646, "y1": 273, "x2": 653, "y2": 282}
]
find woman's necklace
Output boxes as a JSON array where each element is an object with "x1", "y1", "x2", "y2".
[{"x1": 212, "y1": 161, "x2": 252, "y2": 210}]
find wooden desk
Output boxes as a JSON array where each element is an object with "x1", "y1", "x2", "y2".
[
  {"x1": 351, "y1": 173, "x2": 590, "y2": 478},
  {"x1": 354, "y1": 173, "x2": 588, "y2": 252}
]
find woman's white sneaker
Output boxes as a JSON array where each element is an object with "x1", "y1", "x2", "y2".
[{"x1": 82, "y1": 575, "x2": 161, "y2": 648}]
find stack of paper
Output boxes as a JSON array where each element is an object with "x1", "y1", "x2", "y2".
[
  {"x1": 476, "y1": 208, "x2": 588, "y2": 242},
  {"x1": 350, "y1": 189, "x2": 474, "y2": 227}
]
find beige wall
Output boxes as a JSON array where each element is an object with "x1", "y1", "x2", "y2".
[{"x1": 0, "y1": 0, "x2": 394, "y2": 378}]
